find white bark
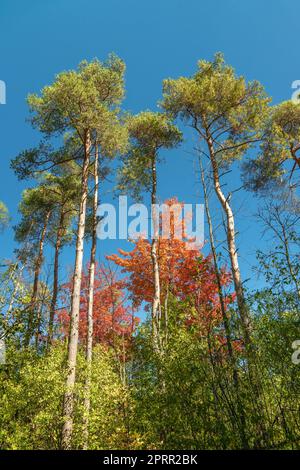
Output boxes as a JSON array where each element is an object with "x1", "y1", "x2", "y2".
[
  {"x1": 83, "y1": 143, "x2": 98, "y2": 450},
  {"x1": 61, "y1": 130, "x2": 91, "y2": 449}
]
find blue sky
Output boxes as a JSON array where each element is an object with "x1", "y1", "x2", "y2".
[{"x1": 0, "y1": 0, "x2": 299, "y2": 291}]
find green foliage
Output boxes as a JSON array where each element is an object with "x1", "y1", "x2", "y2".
[
  {"x1": 128, "y1": 292, "x2": 300, "y2": 450},
  {"x1": 243, "y1": 101, "x2": 300, "y2": 192},
  {"x1": 162, "y1": 53, "x2": 269, "y2": 164},
  {"x1": 0, "y1": 344, "x2": 129, "y2": 449},
  {"x1": 27, "y1": 55, "x2": 126, "y2": 139},
  {"x1": 14, "y1": 183, "x2": 53, "y2": 245},
  {"x1": 0, "y1": 346, "x2": 65, "y2": 449},
  {"x1": 26, "y1": 55, "x2": 129, "y2": 166},
  {"x1": 0, "y1": 262, "x2": 31, "y2": 341},
  {"x1": 127, "y1": 111, "x2": 182, "y2": 150},
  {"x1": 0, "y1": 201, "x2": 9, "y2": 231},
  {"x1": 118, "y1": 111, "x2": 182, "y2": 200}
]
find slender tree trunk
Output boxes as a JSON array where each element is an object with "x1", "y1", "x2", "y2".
[
  {"x1": 205, "y1": 132, "x2": 252, "y2": 347},
  {"x1": 199, "y1": 159, "x2": 234, "y2": 358},
  {"x1": 47, "y1": 209, "x2": 65, "y2": 346},
  {"x1": 150, "y1": 155, "x2": 161, "y2": 352},
  {"x1": 24, "y1": 210, "x2": 51, "y2": 347},
  {"x1": 163, "y1": 286, "x2": 169, "y2": 348},
  {"x1": 203, "y1": 129, "x2": 270, "y2": 447},
  {"x1": 35, "y1": 291, "x2": 46, "y2": 349},
  {"x1": 83, "y1": 143, "x2": 99, "y2": 450},
  {"x1": 199, "y1": 158, "x2": 248, "y2": 448},
  {"x1": 150, "y1": 155, "x2": 167, "y2": 442},
  {"x1": 61, "y1": 130, "x2": 91, "y2": 450}
]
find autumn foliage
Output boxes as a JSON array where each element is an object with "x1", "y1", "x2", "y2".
[
  {"x1": 58, "y1": 264, "x2": 138, "y2": 349},
  {"x1": 108, "y1": 198, "x2": 234, "y2": 333}
]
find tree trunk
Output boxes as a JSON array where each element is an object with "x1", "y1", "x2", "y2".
[
  {"x1": 47, "y1": 208, "x2": 64, "y2": 346},
  {"x1": 35, "y1": 289, "x2": 46, "y2": 349},
  {"x1": 204, "y1": 130, "x2": 269, "y2": 447},
  {"x1": 205, "y1": 133, "x2": 252, "y2": 347},
  {"x1": 199, "y1": 158, "x2": 248, "y2": 449},
  {"x1": 61, "y1": 130, "x2": 91, "y2": 450},
  {"x1": 24, "y1": 210, "x2": 51, "y2": 347},
  {"x1": 150, "y1": 155, "x2": 161, "y2": 352},
  {"x1": 83, "y1": 143, "x2": 99, "y2": 450}
]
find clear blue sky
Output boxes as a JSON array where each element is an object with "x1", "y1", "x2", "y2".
[{"x1": 0, "y1": 0, "x2": 299, "y2": 290}]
